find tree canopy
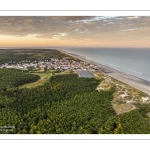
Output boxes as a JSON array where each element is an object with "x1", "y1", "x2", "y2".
[{"x1": 0, "y1": 69, "x2": 150, "y2": 134}]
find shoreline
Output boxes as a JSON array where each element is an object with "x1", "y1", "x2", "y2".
[{"x1": 58, "y1": 49, "x2": 150, "y2": 96}]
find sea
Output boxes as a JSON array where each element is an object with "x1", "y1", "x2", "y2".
[{"x1": 59, "y1": 47, "x2": 150, "y2": 82}]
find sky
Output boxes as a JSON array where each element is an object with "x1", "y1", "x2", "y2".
[{"x1": 0, "y1": 16, "x2": 150, "y2": 48}]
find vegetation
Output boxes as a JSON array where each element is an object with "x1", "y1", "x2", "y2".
[
  {"x1": 0, "y1": 71, "x2": 150, "y2": 134},
  {"x1": 100, "y1": 109, "x2": 150, "y2": 134},
  {"x1": 0, "y1": 68, "x2": 40, "y2": 89},
  {"x1": 19, "y1": 71, "x2": 52, "y2": 89},
  {"x1": 0, "y1": 49, "x2": 72, "y2": 65}
]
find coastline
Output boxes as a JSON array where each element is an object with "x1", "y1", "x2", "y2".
[{"x1": 58, "y1": 49, "x2": 150, "y2": 96}]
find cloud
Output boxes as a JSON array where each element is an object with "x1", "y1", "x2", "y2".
[
  {"x1": 0, "y1": 16, "x2": 150, "y2": 44},
  {"x1": 58, "y1": 33, "x2": 67, "y2": 36}
]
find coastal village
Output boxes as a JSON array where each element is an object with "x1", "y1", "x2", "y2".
[{"x1": 0, "y1": 56, "x2": 99, "y2": 72}]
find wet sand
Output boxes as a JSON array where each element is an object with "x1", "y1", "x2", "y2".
[{"x1": 59, "y1": 49, "x2": 150, "y2": 96}]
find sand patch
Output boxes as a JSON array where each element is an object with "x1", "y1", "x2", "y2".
[
  {"x1": 113, "y1": 103, "x2": 136, "y2": 115},
  {"x1": 142, "y1": 97, "x2": 149, "y2": 102}
]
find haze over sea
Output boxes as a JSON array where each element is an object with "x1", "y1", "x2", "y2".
[{"x1": 61, "y1": 47, "x2": 150, "y2": 82}]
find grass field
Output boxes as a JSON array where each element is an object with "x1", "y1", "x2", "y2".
[{"x1": 19, "y1": 71, "x2": 52, "y2": 89}]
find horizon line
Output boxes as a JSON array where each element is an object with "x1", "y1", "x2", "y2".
[{"x1": 0, "y1": 46, "x2": 150, "y2": 49}]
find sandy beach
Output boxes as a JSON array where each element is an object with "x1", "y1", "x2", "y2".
[{"x1": 59, "y1": 49, "x2": 150, "y2": 96}]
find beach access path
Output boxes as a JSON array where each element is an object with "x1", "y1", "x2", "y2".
[{"x1": 59, "y1": 49, "x2": 150, "y2": 96}]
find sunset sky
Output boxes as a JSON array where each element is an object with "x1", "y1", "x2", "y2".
[{"x1": 0, "y1": 16, "x2": 150, "y2": 48}]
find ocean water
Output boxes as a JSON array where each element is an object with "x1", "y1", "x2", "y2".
[{"x1": 60, "y1": 47, "x2": 150, "y2": 82}]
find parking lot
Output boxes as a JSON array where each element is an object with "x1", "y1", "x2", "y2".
[{"x1": 77, "y1": 70, "x2": 95, "y2": 78}]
